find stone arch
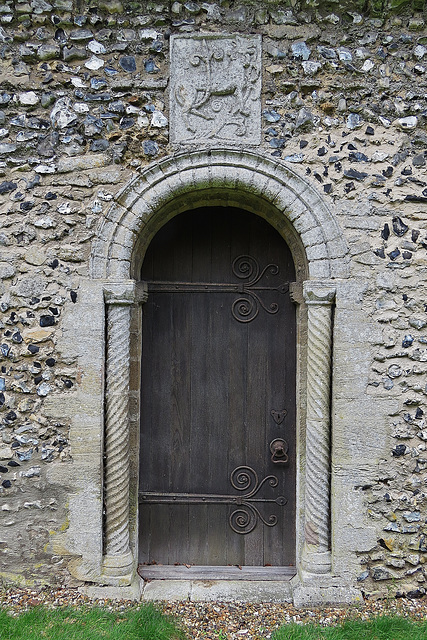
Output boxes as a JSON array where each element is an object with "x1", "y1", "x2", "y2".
[
  {"x1": 90, "y1": 148, "x2": 349, "y2": 281},
  {"x1": 91, "y1": 148, "x2": 350, "y2": 593}
]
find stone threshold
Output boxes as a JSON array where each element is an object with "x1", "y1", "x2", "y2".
[
  {"x1": 141, "y1": 578, "x2": 294, "y2": 603},
  {"x1": 81, "y1": 572, "x2": 363, "y2": 605}
]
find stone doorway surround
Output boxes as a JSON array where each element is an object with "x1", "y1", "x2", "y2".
[{"x1": 56, "y1": 148, "x2": 362, "y2": 604}]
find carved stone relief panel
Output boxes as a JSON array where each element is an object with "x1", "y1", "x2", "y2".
[{"x1": 170, "y1": 34, "x2": 261, "y2": 145}]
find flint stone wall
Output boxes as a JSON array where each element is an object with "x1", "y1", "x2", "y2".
[{"x1": 0, "y1": 0, "x2": 426, "y2": 599}]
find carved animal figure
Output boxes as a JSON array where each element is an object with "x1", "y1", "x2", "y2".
[{"x1": 175, "y1": 37, "x2": 259, "y2": 137}]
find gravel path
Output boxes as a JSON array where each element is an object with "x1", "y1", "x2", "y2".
[{"x1": 1, "y1": 587, "x2": 427, "y2": 639}]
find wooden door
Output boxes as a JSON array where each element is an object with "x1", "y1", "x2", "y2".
[{"x1": 139, "y1": 207, "x2": 296, "y2": 569}]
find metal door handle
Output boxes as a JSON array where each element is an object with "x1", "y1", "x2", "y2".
[{"x1": 270, "y1": 438, "x2": 288, "y2": 464}]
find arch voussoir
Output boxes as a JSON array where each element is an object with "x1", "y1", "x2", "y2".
[{"x1": 91, "y1": 149, "x2": 349, "y2": 281}]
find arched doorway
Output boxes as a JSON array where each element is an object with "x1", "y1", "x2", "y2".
[
  {"x1": 75, "y1": 149, "x2": 350, "y2": 598},
  {"x1": 138, "y1": 207, "x2": 297, "y2": 576}
]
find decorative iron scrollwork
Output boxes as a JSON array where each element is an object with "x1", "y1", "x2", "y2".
[
  {"x1": 139, "y1": 465, "x2": 287, "y2": 536},
  {"x1": 146, "y1": 254, "x2": 289, "y2": 325},
  {"x1": 231, "y1": 255, "x2": 288, "y2": 323},
  {"x1": 229, "y1": 466, "x2": 285, "y2": 534}
]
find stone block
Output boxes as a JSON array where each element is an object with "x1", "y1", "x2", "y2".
[
  {"x1": 81, "y1": 579, "x2": 142, "y2": 601},
  {"x1": 293, "y1": 584, "x2": 363, "y2": 607},
  {"x1": 333, "y1": 309, "x2": 381, "y2": 344},
  {"x1": 335, "y1": 526, "x2": 378, "y2": 554},
  {"x1": 332, "y1": 397, "x2": 389, "y2": 462},
  {"x1": 305, "y1": 243, "x2": 329, "y2": 260},
  {"x1": 170, "y1": 34, "x2": 261, "y2": 145},
  {"x1": 57, "y1": 155, "x2": 111, "y2": 173},
  {"x1": 333, "y1": 349, "x2": 371, "y2": 399},
  {"x1": 191, "y1": 580, "x2": 293, "y2": 603},
  {"x1": 329, "y1": 257, "x2": 351, "y2": 279},
  {"x1": 300, "y1": 226, "x2": 325, "y2": 248},
  {"x1": 143, "y1": 580, "x2": 191, "y2": 601},
  {"x1": 292, "y1": 210, "x2": 317, "y2": 235},
  {"x1": 308, "y1": 259, "x2": 331, "y2": 278}
]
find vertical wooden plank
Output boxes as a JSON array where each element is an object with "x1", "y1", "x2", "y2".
[
  {"x1": 262, "y1": 227, "x2": 296, "y2": 567},
  {"x1": 226, "y1": 210, "x2": 249, "y2": 566},
  {"x1": 238, "y1": 214, "x2": 270, "y2": 565},
  {"x1": 188, "y1": 210, "x2": 211, "y2": 563},
  {"x1": 263, "y1": 224, "x2": 279, "y2": 566},
  {"x1": 148, "y1": 292, "x2": 174, "y2": 563},
  {"x1": 168, "y1": 214, "x2": 193, "y2": 564},
  {"x1": 264, "y1": 290, "x2": 286, "y2": 567},
  {"x1": 206, "y1": 210, "x2": 231, "y2": 564},
  {"x1": 279, "y1": 243, "x2": 297, "y2": 567},
  {"x1": 151, "y1": 221, "x2": 175, "y2": 564},
  {"x1": 139, "y1": 293, "x2": 173, "y2": 563},
  {"x1": 139, "y1": 239, "x2": 155, "y2": 564},
  {"x1": 139, "y1": 294, "x2": 153, "y2": 564}
]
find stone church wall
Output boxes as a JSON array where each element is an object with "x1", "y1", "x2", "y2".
[{"x1": 0, "y1": 0, "x2": 426, "y2": 599}]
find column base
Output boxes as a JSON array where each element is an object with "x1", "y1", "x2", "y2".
[
  {"x1": 100, "y1": 550, "x2": 134, "y2": 586},
  {"x1": 301, "y1": 545, "x2": 331, "y2": 576},
  {"x1": 295, "y1": 546, "x2": 363, "y2": 606},
  {"x1": 80, "y1": 575, "x2": 142, "y2": 601}
]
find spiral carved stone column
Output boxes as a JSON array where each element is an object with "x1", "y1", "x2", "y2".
[
  {"x1": 302, "y1": 282, "x2": 336, "y2": 577},
  {"x1": 102, "y1": 281, "x2": 147, "y2": 586}
]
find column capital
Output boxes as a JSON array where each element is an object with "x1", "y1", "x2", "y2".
[
  {"x1": 103, "y1": 281, "x2": 148, "y2": 305},
  {"x1": 303, "y1": 281, "x2": 336, "y2": 306}
]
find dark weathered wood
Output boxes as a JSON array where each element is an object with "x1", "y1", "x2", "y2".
[
  {"x1": 138, "y1": 565, "x2": 296, "y2": 580},
  {"x1": 139, "y1": 208, "x2": 296, "y2": 568}
]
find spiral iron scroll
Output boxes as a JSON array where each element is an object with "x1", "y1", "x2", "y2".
[
  {"x1": 229, "y1": 466, "x2": 286, "y2": 534},
  {"x1": 231, "y1": 255, "x2": 288, "y2": 323},
  {"x1": 140, "y1": 465, "x2": 287, "y2": 536}
]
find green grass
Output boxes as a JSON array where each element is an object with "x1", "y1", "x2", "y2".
[
  {"x1": 2, "y1": 608, "x2": 427, "y2": 640},
  {"x1": 272, "y1": 615, "x2": 427, "y2": 640},
  {"x1": 0, "y1": 604, "x2": 185, "y2": 640}
]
